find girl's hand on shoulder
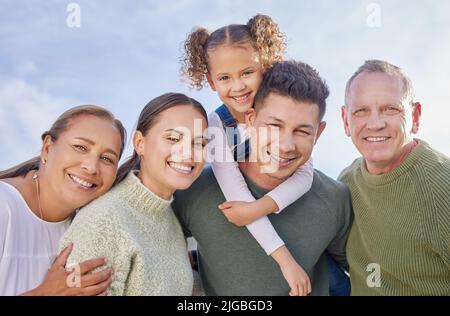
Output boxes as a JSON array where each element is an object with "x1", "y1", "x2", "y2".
[
  {"x1": 218, "y1": 201, "x2": 260, "y2": 226},
  {"x1": 219, "y1": 195, "x2": 279, "y2": 227}
]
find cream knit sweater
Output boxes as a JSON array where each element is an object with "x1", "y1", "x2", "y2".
[{"x1": 59, "y1": 171, "x2": 193, "y2": 296}]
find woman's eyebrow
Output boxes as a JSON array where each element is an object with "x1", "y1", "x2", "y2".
[
  {"x1": 74, "y1": 137, "x2": 119, "y2": 157},
  {"x1": 165, "y1": 129, "x2": 184, "y2": 135}
]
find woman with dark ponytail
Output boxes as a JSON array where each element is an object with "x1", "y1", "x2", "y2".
[
  {"x1": 0, "y1": 105, "x2": 126, "y2": 295},
  {"x1": 59, "y1": 93, "x2": 208, "y2": 295}
]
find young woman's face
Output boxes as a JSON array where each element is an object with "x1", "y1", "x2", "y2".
[
  {"x1": 41, "y1": 115, "x2": 122, "y2": 211},
  {"x1": 134, "y1": 105, "x2": 208, "y2": 200},
  {"x1": 207, "y1": 43, "x2": 264, "y2": 122}
]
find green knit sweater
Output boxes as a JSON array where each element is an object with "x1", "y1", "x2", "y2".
[
  {"x1": 339, "y1": 139, "x2": 450, "y2": 295},
  {"x1": 59, "y1": 171, "x2": 194, "y2": 296}
]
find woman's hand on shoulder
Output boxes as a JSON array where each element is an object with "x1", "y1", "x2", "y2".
[{"x1": 22, "y1": 243, "x2": 113, "y2": 296}]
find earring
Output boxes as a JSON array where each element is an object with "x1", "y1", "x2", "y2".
[{"x1": 41, "y1": 159, "x2": 46, "y2": 165}]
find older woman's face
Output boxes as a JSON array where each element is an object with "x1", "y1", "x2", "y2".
[
  {"x1": 41, "y1": 115, "x2": 122, "y2": 211},
  {"x1": 134, "y1": 105, "x2": 208, "y2": 199}
]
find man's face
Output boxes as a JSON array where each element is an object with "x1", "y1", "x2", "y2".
[
  {"x1": 342, "y1": 72, "x2": 421, "y2": 173},
  {"x1": 247, "y1": 93, "x2": 326, "y2": 182}
]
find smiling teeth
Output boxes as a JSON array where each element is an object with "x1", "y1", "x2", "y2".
[
  {"x1": 366, "y1": 137, "x2": 389, "y2": 142},
  {"x1": 169, "y1": 162, "x2": 193, "y2": 172},
  {"x1": 232, "y1": 94, "x2": 250, "y2": 103},
  {"x1": 70, "y1": 175, "x2": 93, "y2": 188}
]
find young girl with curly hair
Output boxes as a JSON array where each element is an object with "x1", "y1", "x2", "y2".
[{"x1": 181, "y1": 14, "x2": 314, "y2": 296}]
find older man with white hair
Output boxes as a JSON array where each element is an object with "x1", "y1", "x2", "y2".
[{"x1": 339, "y1": 59, "x2": 450, "y2": 295}]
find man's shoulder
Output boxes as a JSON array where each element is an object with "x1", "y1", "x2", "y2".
[
  {"x1": 421, "y1": 141, "x2": 450, "y2": 172},
  {"x1": 301, "y1": 169, "x2": 353, "y2": 227},
  {"x1": 191, "y1": 165, "x2": 218, "y2": 189},
  {"x1": 419, "y1": 142, "x2": 450, "y2": 201},
  {"x1": 175, "y1": 165, "x2": 220, "y2": 199},
  {"x1": 337, "y1": 157, "x2": 363, "y2": 183},
  {"x1": 312, "y1": 169, "x2": 351, "y2": 198},
  {"x1": 172, "y1": 166, "x2": 222, "y2": 225}
]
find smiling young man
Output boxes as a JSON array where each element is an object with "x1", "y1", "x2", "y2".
[
  {"x1": 339, "y1": 60, "x2": 450, "y2": 295},
  {"x1": 173, "y1": 60, "x2": 353, "y2": 295}
]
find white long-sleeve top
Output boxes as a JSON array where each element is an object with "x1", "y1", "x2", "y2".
[
  {"x1": 0, "y1": 181, "x2": 71, "y2": 296},
  {"x1": 207, "y1": 111, "x2": 314, "y2": 255}
]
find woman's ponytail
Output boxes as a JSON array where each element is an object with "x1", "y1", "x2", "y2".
[
  {"x1": 0, "y1": 156, "x2": 41, "y2": 179},
  {"x1": 115, "y1": 152, "x2": 141, "y2": 185}
]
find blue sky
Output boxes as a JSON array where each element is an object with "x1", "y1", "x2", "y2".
[{"x1": 1, "y1": 0, "x2": 449, "y2": 178}]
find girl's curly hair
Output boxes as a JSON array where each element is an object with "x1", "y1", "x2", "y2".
[{"x1": 180, "y1": 14, "x2": 286, "y2": 90}]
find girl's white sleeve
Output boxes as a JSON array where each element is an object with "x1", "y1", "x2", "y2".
[
  {"x1": 266, "y1": 157, "x2": 314, "y2": 213},
  {"x1": 208, "y1": 112, "x2": 284, "y2": 255}
]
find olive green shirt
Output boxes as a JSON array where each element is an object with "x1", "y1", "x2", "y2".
[
  {"x1": 173, "y1": 167, "x2": 353, "y2": 296},
  {"x1": 339, "y1": 140, "x2": 450, "y2": 295}
]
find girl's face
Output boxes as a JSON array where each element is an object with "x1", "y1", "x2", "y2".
[
  {"x1": 206, "y1": 43, "x2": 263, "y2": 122},
  {"x1": 134, "y1": 105, "x2": 208, "y2": 200},
  {"x1": 41, "y1": 115, "x2": 122, "y2": 212}
]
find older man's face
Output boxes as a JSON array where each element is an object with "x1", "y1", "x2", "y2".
[
  {"x1": 247, "y1": 93, "x2": 326, "y2": 181},
  {"x1": 342, "y1": 72, "x2": 421, "y2": 173}
]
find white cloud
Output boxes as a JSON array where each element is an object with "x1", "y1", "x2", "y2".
[
  {"x1": 17, "y1": 61, "x2": 39, "y2": 77},
  {"x1": 0, "y1": 77, "x2": 75, "y2": 169}
]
